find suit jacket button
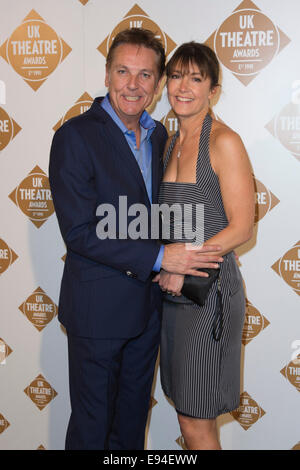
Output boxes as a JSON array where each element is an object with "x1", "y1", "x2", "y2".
[{"x1": 126, "y1": 270, "x2": 137, "y2": 278}]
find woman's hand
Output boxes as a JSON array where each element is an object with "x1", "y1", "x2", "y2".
[{"x1": 158, "y1": 270, "x2": 185, "y2": 296}]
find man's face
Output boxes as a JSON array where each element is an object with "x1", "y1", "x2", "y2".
[{"x1": 105, "y1": 43, "x2": 161, "y2": 126}]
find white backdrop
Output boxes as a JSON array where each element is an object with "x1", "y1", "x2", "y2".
[{"x1": 0, "y1": 0, "x2": 299, "y2": 450}]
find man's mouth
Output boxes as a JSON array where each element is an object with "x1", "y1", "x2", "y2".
[{"x1": 124, "y1": 96, "x2": 140, "y2": 102}]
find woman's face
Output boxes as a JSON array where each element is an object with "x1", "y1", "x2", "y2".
[{"x1": 167, "y1": 61, "x2": 216, "y2": 119}]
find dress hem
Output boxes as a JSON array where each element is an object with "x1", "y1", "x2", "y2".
[
  {"x1": 162, "y1": 388, "x2": 239, "y2": 420},
  {"x1": 175, "y1": 405, "x2": 239, "y2": 420}
]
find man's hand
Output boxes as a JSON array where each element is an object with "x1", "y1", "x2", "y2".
[
  {"x1": 158, "y1": 270, "x2": 184, "y2": 296},
  {"x1": 161, "y1": 243, "x2": 223, "y2": 277}
]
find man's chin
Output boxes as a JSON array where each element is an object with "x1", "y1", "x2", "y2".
[{"x1": 120, "y1": 107, "x2": 144, "y2": 119}]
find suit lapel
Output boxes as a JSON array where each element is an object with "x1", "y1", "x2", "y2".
[
  {"x1": 151, "y1": 133, "x2": 161, "y2": 204},
  {"x1": 104, "y1": 119, "x2": 151, "y2": 206},
  {"x1": 89, "y1": 99, "x2": 150, "y2": 206}
]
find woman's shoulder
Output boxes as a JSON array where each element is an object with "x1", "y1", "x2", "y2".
[
  {"x1": 209, "y1": 117, "x2": 249, "y2": 175},
  {"x1": 211, "y1": 118, "x2": 240, "y2": 143},
  {"x1": 210, "y1": 118, "x2": 244, "y2": 154}
]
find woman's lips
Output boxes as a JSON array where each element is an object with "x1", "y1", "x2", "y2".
[{"x1": 176, "y1": 96, "x2": 193, "y2": 102}]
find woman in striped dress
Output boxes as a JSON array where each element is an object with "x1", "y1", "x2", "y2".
[{"x1": 155, "y1": 43, "x2": 254, "y2": 450}]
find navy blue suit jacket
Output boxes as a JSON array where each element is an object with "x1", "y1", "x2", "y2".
[{"x1": 49, "y1": 98, "x2": 168, "y2": 339}]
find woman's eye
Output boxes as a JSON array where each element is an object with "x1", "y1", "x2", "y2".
[{"x1": 171, "y1": 74, "x2": 180, "y2": 79}]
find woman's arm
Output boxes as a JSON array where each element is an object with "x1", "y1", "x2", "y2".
[{"x1": 206, "y1": 126, "x2": 255, "y2": 254}]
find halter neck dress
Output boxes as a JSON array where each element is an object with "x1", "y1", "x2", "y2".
[{"x1": 158, "y1": 113, "x2": 246, "y2": 418}]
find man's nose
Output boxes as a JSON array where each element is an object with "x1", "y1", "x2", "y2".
[{"x1": 127, "y1": 74, "x2": 139, "y2": 89}]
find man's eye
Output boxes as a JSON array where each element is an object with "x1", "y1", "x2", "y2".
[
  {"x1": 118, "y1": 69, "x2": 126, "y2": 74},
  {"x1": 141, "y1": 72, "x2": 151, "y2": 79}
]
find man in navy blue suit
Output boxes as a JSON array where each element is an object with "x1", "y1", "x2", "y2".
[{"x1": 49, "y1": 28, "x2": 223, "y2": 450}]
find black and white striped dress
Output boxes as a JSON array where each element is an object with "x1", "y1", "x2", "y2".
[{"x1": 159, "y1": 113, "x2": 246, "y2": 419}]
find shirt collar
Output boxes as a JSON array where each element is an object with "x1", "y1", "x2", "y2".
[{"x1": 101, "y1": 94, "x2": 156, "y2": 139}]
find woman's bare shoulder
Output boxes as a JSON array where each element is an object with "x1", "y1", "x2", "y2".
[
  {"x1": 211, "y1": 119, "x2": 240, "y2": 143},
  {"x1": 210, "y1": 118, "x2": 250, "y2": 176},
  {"x1": 210, "y1": 118, "x2": 245, "y2": 155}
]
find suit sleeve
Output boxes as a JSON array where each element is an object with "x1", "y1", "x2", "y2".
[{"x1": 49, "y1": 122, "x2": 160, "y2": 282}]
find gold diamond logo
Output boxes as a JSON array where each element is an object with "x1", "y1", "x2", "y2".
[
  {"x1": 242, "y1": 299, "x2": 270, "y2": 345},
  {"x1": 97, "y1": 4, "x2": 176, "y2": 59},
  {"x1": 254, "y1": 176, "x2": 280, "y2": 223},
  {"x1": 160, "y1": 109, "x2": 179, "y2": 137},
  {"x1": 265, "y1": 101, "x2": 300, "y2": 163},
  {"x1": 0, "y1": 10, "x2": 71, "y2": 91},
  {"x1": 271, "y1": 241, "x2": 300, "y2": 296},
  {"x1": 0, "y1": 238, "x2": 18, "y2": 275},
  {"x1": 0, "y1": 338, "x2": 13, "y2": 365},
  {"x1": 24, "y1": 374, "x2": 58, "y2": 410},
  {"x1": 0, "y1": 413, "x2": 10, "y2": 434},
  {"x1": 9, "y1": 165, "x2": 54, "y2": 228},
  {"x1": 206, "y1": 0, "x2": 290, "y2": 86},
  {"x1": 53, "y1": 92, "x2": 93, "y2": 132},
  {"x1": 280, "y1": 358, "x2": 300, "y2": 393},
  {"x1": 231, "y1": 391, "x2": 266, "y2": 430},
  {"x1": 0, "y1": 106, "x2": 21, "y2": 152},
  {"x1": 19, "y1": 287, "x2": 58, "y2": 331}
]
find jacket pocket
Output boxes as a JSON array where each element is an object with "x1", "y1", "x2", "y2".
[
  {"x1": 80, "y1": 264, "x2": 121, "y2": 282},
  {"x1": 67, "y1": 260, "x2": 121, "y2": 282}
]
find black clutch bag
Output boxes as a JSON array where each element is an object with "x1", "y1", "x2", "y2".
[
  {"x1": 181, "y1": 268, "x2": 220, "y2": 307},
  {"x1": 181, "y1": 267, "x2": 223, "y2": 341}
]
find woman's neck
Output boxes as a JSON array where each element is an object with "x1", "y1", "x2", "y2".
[{"x1": 178, "y1": 108, "x2": 209, "y2": 142}]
